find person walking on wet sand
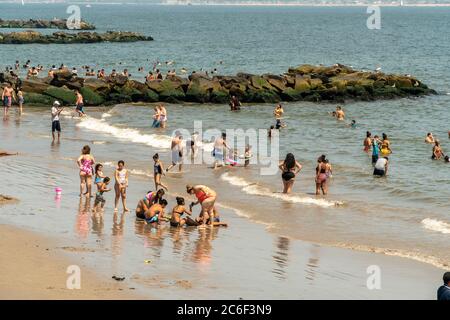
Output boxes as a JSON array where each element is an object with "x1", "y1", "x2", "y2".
[
  {"x1": 186, "y1": 184, "x2": 217, "y2": 227},
  {"x1": 51, "y1": 100, "x2": 64, "y2": 142},
  {"x1": 77, "y1": 145, "x2": 95, "y2": 198},
  {"x1": 279, "y1": 153, "x2": 302, "y2": 194},
  {"x1": 114, "y1": 160, "x2": 129, "y2": 212}
]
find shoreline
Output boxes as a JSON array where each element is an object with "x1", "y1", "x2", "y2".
[{"x1": 0, "y1": 223, "x2": 143, "y2": 300}]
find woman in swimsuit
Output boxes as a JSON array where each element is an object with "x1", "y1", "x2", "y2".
[
  {"x1": 135, "y1": 189, "x2": 165, "y2": 219},
  {"x1": 273, "y1": 104, "x2": 284, "y2": 119},
  {"x1": 315, "y1": 155, "x2": 330, "y2": 195},
  {"x1": 380, "y1": 133, "x2": 392, "y2": 156},
  {"x1": 76, "y1": 145, "x2": 95, "y2": 198},
  {"x1": 153, "y1": 153, "x2": 168, "y2": 191},
  {"x1": 363, "y1": 131, "x2": 372, "y2": 153},
  {"x1": 170, "y1": 197, "x2": 192, "y2": 227},
  {"x1": 279, "y1": 153, "x2": 302, "y2": 194},
  {"x1": 432, "y1": 141, "x2": 444, "y2": 160},
  {"x1": 114, "y1": 160, "x2": 129, "y2": 212},
  {"x1": 186, "y1": 184, "x2": 217, "y2": 226}
]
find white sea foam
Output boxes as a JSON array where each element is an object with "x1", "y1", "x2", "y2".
[
  {"x1": 220, "y1": 172, "x2": 342, "y2": 208},
  {"x1": 421, "y1": 218, "x2": 450, "y2": 234},
  {"x1": 335, "y1": 243, "x2": 449, "y2": 270},
  {"x1": 76, "y1": 117, "x2": 172, "y2": 149}
]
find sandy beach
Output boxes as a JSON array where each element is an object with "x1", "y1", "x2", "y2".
[{"x1": 0, "y1": 224, "x2": 141, "y2": 300}]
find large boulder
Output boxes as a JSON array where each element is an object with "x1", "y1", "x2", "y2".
[
  {"x1": 147, "y1": 79, "x2": 185, "y2": 102},
  {"x1": 83, "y1": 78, "x2": 110, "y2": 95},
  {"x1": 44, "y1": 86, "x2": 76, "y2": 105},
  {"x1": 23, "y1": 92, "x2": 54, "y2": 106},
  {"x1": 80, "y1": 87, "x2": 104, "y2": 105},
  {"x1": 185, "y1": 77, "x2": 222, "y2": 102},
  {"x1": 262, "y1": 74, "x2": 288, "y2": 92},
  {"x1": 19, "y1": 78, "x2": 50, "y2": 94},
  {"x1": 294, "y1": 75, "x2": 311, "y2": 92}
]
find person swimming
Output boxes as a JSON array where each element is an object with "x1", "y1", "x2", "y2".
[
  {"x1": 432, "y1": 141, "x2": 444, "y2": 160},
  {"x1": 425, "y1": 132, "x2": 435, "y2": 144}
]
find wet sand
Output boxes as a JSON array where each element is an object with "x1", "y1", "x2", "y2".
[
  {"x1": 0, "y1": 107, "x2": 446, "y2": 299},
  {"x1": 0, "y1": 224, "x2": 141, "y2": 300}
]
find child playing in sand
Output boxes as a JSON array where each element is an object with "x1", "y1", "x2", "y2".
[
  {"x1": 170, "y1": 197, "x2": 192, "y2": 227},
  {"x1": 94, "y1": 177, "x2": 111, "y2": 212}
]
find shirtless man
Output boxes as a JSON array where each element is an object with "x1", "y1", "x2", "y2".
[
  {"x1": 336, "y1": 106, "x2": 345, "y2": 120},
  {"x1": 363, "y1": 131, "x2": 372, "y2": 153},
  {"x1": 166, "y1": 131, "x2": 184, "y2": 172},
  {"x1": 2, "y1": 83, "x2": 15, "y2": 117},
  {"x1": 213, "y1": 132, "x2": 231, "y2": 170},
  {"x1": 75, "y1": 90, "x2": 86, "y2": 117},
  {"x1": 273, "y1": 104, "x2": 284, "y2": 119},
  {"x1": 425, "y1": 133, "x2": 435, "y2": 144}
]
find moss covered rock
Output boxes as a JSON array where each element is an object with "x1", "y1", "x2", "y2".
[
  {"x1": 44, "y1": 86, "x2": 76, "y2": 105},
  {"x1": 80, "y1": 87, "x2": 104, "y2": 106}
]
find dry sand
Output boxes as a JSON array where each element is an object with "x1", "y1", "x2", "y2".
[{"x1": 0, "y1": 224, "x2": 143, "y2": 300}]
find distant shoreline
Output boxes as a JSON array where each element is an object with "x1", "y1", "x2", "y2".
[{"x1": 3, "y1": 2, "x2": 450, "y2": 8}]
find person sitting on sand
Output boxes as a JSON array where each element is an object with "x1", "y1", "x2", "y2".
[
  {"x1": 187, "y1": 184, "x2": 217, "y2": 227},
  {"x1": 170, "y1": 197, "x2": 192, "y2": 227},
  {"x1": 425, "y1": 132, "x2": 436, "y2": 144},
  {"x1": 144, "y1": 199, "x2": 168, "y2": 226},
  {"x1": 135, "y1": 189, "x2": 165, "y2": 220},
  {"x1": 432, "y1": 141, "x2": 444, "y2": 160}
]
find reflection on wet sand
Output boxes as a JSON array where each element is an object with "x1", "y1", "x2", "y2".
[
  {"x1": 305, "y1": 244, "x2": 320, "y2": 283},
  {"x1": 75, "y1": 197, "x2": 91, "y2": 239},
  {"x1": 91, "y1": 210, "x2": 104, "y2": 239},
  {"x1": 111, "y1": 211, "x2": 126, "y2": 256},
  {"x1": 272, "y1": 236, "x2": 290, "y2": 280},
  {"x1": 192, "y1": 227, "x2": 219, "y2": 269}
]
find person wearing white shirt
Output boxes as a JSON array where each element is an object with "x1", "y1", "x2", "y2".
[{"x1": 373, "y1": 157, "x2": 388, "y2": 177}]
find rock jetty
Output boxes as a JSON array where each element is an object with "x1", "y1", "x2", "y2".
[
  {"x1": 0, "y1": 18, "x2": 95, "y2": 30},
  {"x1": 0, "y1": 64, "x2": 435, "y2": 106},
  {"x1": 0, "y1": 30, "x2": 153, "y2": 44}
]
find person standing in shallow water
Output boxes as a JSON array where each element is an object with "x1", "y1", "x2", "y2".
[
  {"x1": 77, "y1": 145, "x2": 95, "y2": 198},
  {"x1": 114, "y1": 160, "x2": 129, "y2": 212},
  {"x1": 363, "y1": 131, "x2": 372, "y2": 153},
  {"x1": 75, "y1": 90, "x2": 86, "y2": 117},
  {"x1": 279, "y1": 153, "x2": 302, "y2": 194},
  {"x1": 315, "y1": 155, "x2": 332, "y2": 195},
  {"x1": 51, "y1": 100, "x2": 64, "y2": 142}
]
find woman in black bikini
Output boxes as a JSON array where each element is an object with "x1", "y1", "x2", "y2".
[
  {"x1": 279, "y1": 153, "x2": 302, "y2": 194},
  {"x1": 170, "y1": 197, "x2": 192, "y2": 227},
  {"x1": 153, "y1": 153, "x2": 168, "y2": 191}
]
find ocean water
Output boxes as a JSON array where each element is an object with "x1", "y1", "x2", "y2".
[{"x1": 1, "y1": 4, "x2": 449, "y2": 272}]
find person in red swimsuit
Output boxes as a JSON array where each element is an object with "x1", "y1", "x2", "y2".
[{"x1": 186, "y1": 184, "x2": 217, "y2": 226}]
